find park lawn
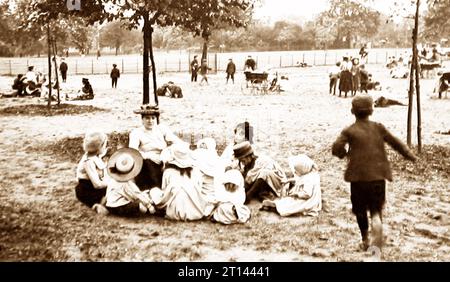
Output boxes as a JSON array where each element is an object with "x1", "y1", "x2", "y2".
[{"x1": 0, "y1": 65, "x2": 449, "y2": 261}]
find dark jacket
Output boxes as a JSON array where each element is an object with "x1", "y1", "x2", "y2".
[
  {"x1": 110, "y1": 67, "x2": 120, "y2": 79},
  {"x1": 190, "y1": 59, "x2": 199, "y2": 73},
  {"x1": 226, "y1": 61, "x2": 236, "y2": 74},
  {"x1": 59, "y1": 62, "x2": 68, "y2": 72},
  {"x1": 244, "y1": 58, "x2": 256, "y2": 71},
  {"x1": 332, "y1": 119, "x2": 416, "y2": 182}
]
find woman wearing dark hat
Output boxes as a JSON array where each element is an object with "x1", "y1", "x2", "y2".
[
  {"x1": 110, "y1": 63, "x2": 120, "y2": 88},
  {"x1": 149, "y1": 142, "x2": 209, "y2": 221},
  {"x1": 105, "y1": 148, "x2": 156, "y2": 217},
  {"x1": 129, "y1": 104, "x2": 182, "y2": 190},
  {"x1": 233, "y1": 141, "x2": 288, "y2": 203}
]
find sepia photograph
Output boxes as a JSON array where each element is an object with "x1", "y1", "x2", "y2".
[{"x1": 0, "y1": 0, "x2": 448, "y2": 266}]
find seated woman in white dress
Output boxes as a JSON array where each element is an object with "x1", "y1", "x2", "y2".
[
  {"x1": 211, "y1": 169, "x2": 251, "y2": 225},
  {"x1": 261, "y1": 154, "x2": 322, "y2": 217},
  {"x1": 129, "y1": 104, "x2": 181, "y2": 190},
  {"x1": 149, "y1": 142, "x2": 210, "y2": 221}
]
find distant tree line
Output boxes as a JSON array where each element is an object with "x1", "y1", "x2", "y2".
[{"x1": 0, "y1": 0, "x2": 448, "y2": 57}]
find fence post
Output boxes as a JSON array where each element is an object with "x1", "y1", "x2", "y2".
[
  {"x1": 303, "y1": 53, "x2": 305, "y2": 63},
  {"x1": 291, "y1": 54, "x2": 294, "y2": 66},
  {"x1": 122, "y1": 58, "x2": 124, "y2": 74},
  {"x1": 91, "y1": 59, "x2": 94, "y2": 74},
  {"x1": 214, "y1": 53, "x2": 218, "y2": 73},
  {"x1": 279, "y1": 55, "x2": 282, "y2": 67},
  {"x1": 313, "y1": 53, "x2": 316, "y2": 65},
  {"x1": 376, "y1": 52, "x2": 378, "y2": 64},
  {"x1": 324, "y1": 51, "x2": 327, "y2": 66},
  {"x1": 106, "y1": 62, "x2": 108, "y2": 74},
  {"x1": 75, "y1": 60, "x2": 78, "y2": 74},
  {"x1": 9, "y1": 60, "x2": 12, "y2": 75},
  {"x1": 137, "y1": 57, "x2": 139, "y2": 73},
  {"x1": 178, "y1": 56, "x2": 181, "y2": 72}
]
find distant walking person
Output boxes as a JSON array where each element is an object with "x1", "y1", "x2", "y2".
[
  {"x1": 226, "y1": 58, "x2": 236, "y2": 84},
  {"x1": 110, "y1": 64, "x2": 120, "y2": 88},
  {"x1": 59, "y1": 58, "x2": 68, "y2": 83},
  {"x1": 200, "y1": 59, "x2": 210, "y2": 85},
  {"x1": 190, "y1": 55, "x2": 199, "y2": 82}
]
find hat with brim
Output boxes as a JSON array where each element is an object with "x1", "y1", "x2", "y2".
[
  {"x1": 352, "y1": 95, "x2": 373, "y2": 113},
  {"x1": 233, "y1": 141, "x2": 253, "y2": 160},
  {"x1": 107, "y1": 148, "x2": 143, "y2": 181},
  {"x1": 166, "y1": 142, "x2": 194, "y2": 169},
  {"x1": 133, "y1": 104, "x2": 160, "y2": 115}
]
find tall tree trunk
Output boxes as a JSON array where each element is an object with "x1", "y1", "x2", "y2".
[
  {"x1": 142, "y1": 12, "x2": 150, "y2": 105},
  {"x1": 149, "y1": 25, "x2": 158, "y2": 106},
  {"x1": 52, "y1": 40, "x2": 61, "y2": 105},
  {"x1": 414, "y1": 0, "x2": 422, "y2": 153},
  {"x1": 47, "y1": 24, "x2": 52, "y2": 108},
  {"x1": 202, "y1": 37, "x2": 208, "y2": 62},
  {"x1": 407, "y1": 35, "x2": 415, "y2": 146}
]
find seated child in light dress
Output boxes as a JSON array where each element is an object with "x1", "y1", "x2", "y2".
[
  {"x1": 105, "y1": 148, "x2": 155, "y2": 217},
  {"x1": 261, "y1": 154, "x2": 321, "y2": 217},
  {"x1": 212, "y1": 169, "x2": 251, "y2": 224}
]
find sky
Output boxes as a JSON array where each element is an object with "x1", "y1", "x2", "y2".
[{"x1": 253, "y1": 0, "x2": 420, "y2": 24}]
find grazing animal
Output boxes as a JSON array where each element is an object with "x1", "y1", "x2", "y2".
[{"x1": 374, "y1": 96, "x2": 406, "y2": 107}]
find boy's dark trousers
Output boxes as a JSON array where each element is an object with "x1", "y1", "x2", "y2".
[
  {"x1": 112, "y1": 77, "x2": 118, "y2": 88},
  {"x1": 350, "y1": 180, "x2": 386, "y2": 240},
  {"x1": 329, "y1": 77, "x2": 338, "y2": 95}
]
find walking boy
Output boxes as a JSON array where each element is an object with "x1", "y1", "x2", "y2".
[
  {"x1": 332, "y1": 95, "x2": 417, "y2": 252},
  {"x1": 110, "y1": 64, "x2": 120, "y2": 88}
]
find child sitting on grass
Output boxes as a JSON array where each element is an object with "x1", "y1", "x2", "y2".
[
  {"x1": 105, "y1": 148, "x2": 155, "y2": 217},
  {"x1": 332, "y1": 95, "x2": 417, "y2": 253},
  {"x1": 261, "y1": 154, "x2": 321, "y2": 217},
  {"x1": 75, "y1": 131, "x2": 109, "y2": 214}
]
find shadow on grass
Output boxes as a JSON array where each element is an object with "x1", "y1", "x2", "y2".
[
  {"x1": 0, "y1": 104, "x2": 109, "y2": 117},
  {"x1": 27, "y1": 131, "x2": 227, "y2": 163}
]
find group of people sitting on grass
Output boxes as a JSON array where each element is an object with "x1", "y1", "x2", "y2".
[
  {"x1": 76, "y1": 94, "x2": 418, "y2": 253},
  {"x1": 7, "y1": 67, "x2": 94, "y2": 101},
  {"x1": 75, "y1": 104, "x2": 322, "y2": 225}
]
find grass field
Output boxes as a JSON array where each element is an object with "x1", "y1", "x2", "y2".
[{"x1": 0, "y1": 63, "x2": 449, "y2": 262}]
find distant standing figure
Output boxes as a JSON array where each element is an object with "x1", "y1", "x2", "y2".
[
  {"x1": 226, "y1": 58, "x2": 236, "y2": 84},
  {"x1": 328, "y1": 62, "x2": 341, "y2": 95},
  {"x1": 59, "y1": 58, "x2": 68, "y2": 82},
  {"x1": 190, "y1": 55, "x2": 199, "y2": 82},
  {"x1": 244, "y1": 55, "x2": 256, "y2": 71},
  {"x1": 200, "y1": 59, "x2": 210, "y2": 85},
  {"x1": 110, "y1": 64, "x2": 120, "y2": 88}
]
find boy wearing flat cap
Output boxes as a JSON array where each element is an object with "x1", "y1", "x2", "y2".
[{"x1": 332, "y1": 95, "x2": 417, "y2": 253}]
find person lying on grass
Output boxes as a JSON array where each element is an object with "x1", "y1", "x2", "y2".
[
  {"x1": 260, "y1": 154, "x2": 321, "y2": 217},
  {"x1": 332, "y1": 95, "x2": 417, "y2": 253}
]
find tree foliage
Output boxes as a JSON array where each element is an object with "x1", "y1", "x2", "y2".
[
  {"x1": 316, "y1": 0, "x2": 380, "y2": 48},
  {"x1": 424, "y1": 0, "x2": 450, "y2": 41}
]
